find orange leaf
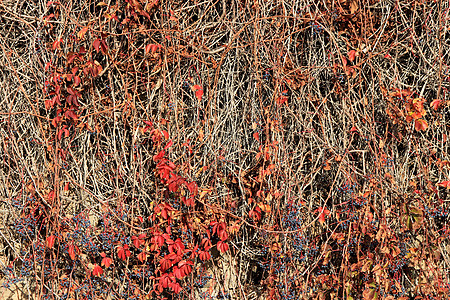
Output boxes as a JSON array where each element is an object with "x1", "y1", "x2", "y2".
[
  {"x1": 52, "y1": 38, "x2": 62, "y2": 50},
  {"x1": 430, "y1": 99, "x2": 442, "y2": 111},
  {"x1": 195, "y1": 89, "x2": 203, "y2": 101},
  {"x1": 348, "y1": 50, "x2": 356, "y2": 62},
  {"x1": 46, "y1": 235, "x2": 56, "y2": 249},
  {"x1": 315, "y1": 207, "x2": 330, "y2": 224},
  {"x1": 318, "y1": 213, "x2": 326, "y2": 224},
  {"x1": 68, "y1": 244, "x2": 76, "y2": 260},
  {"x1": 414, "y1": 119, "x2": 428, "y2": 131},
  {"x1": 78, "y1": 27, "x2": 88, "y2": 40}
]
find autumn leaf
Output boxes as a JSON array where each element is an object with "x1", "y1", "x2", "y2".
[
  {"x1": 348, "y1": 50, "x2": 357, "y2": 62},
  {"x1": 437, "y1": 180, "x2": 450, "y2": 189},
  {"x1": 217, "y1": 241, "x2": 229, "y2": 253},
  {"x1": 159, "y1": 273, "x2": 172, "y2": 288},
  {"x1": 164, "y1": 140, "x2": 173, "y2": 150},
  {"x1": 414, "y1": 119, "x2": 428, "y2": 131},
  {"x1": 145, "y1": 44, "x2": 161, "y2": 54},
  {"x1": 137, "y1": 251, "x2": 147, "y2": 263},
  {"x1": 46, "y1": 235, "x2": 56, "y2": 249},
  {"x1": 100, "y1": 252, "x2": 113, "y2": 268},
  {"x1": 199, "y1": 250, "x2": 211, "y2": 261},
  {"x1": 78, "y1": 27, "x2": 88, "y2": 40},
  {"x1": 52, "y1": 38, "x2": 62, "y2": 50},
  {"x1": 315, "y1": 207, "x2": 331, "y2": 224},
  {"x1": 93, "y1": 38, "x2": 101, "y2": 53},
  {"x1": 92, "y1": 264, "x2": 103, "y2": 276},
  {"x1": 195, "y1": 89, "x2": 203, "y2": 101},
  {"x1": 153, "y1": 150, "x2": 165, "y2": 161},
  {"x1": 159, "y1": 256, "x2": 173, "y2": 272},
  {"x1": 276, "y1": 95, "x2": 288, "y2": 105},
  {"x1": 201, "y1": 238, "x2": 212, "y2": 251},
  {"x1": 68, "y1": 244, "x2": 76, "y2": 260},
  {"x1": 117, "y1": 244, "x2": 131, "y2": 261},
  {"x1": 430, "y1": 99, "x2": 442, "y2": 110}
]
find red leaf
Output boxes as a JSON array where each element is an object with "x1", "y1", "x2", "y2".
[
  {"x1": 132, "y1": 235, "x2": 146, "y2": 248},
  {"x1": 164, "y1": 140, "x2": 173, "y2": 150},
  {"x1": 78, "y1": 27, "x2": 88, "y2": 40},
  {"x1": 414, "y1": 119, "x2": 428, "y2": 131},
  {"x1": 100, "y1": 40, "x2": 108, "y2": 54},
  {"x1": 217, "y1": 241, "x2": 229, "y2": 253},
  {"x1": 186, "y1": 181, "x2": 198, "y2": 196},
  {"x1": 276, "y1": 96, "x2": 288, "y2": 106},
  {"x1": 159, "y1": 273, "x2": 172, "y2": 288},
  {"x1": 173, "y1": 266, "x2": 182, "y2": 279},
  {"x1": 57, "y1": 129, "x2": 64, "y2": 141},
  {"x1": 348, "y1": 50, "x2": 357, "y2": 62},
  {"x1": 65, "y1": 110, "x2": 78, "y2": 120},
  {"x1": 159, "y1": 256, "x2": 173, "y2": 272},
  {"x1": 219, "y1": 230, "x2": 228, "y2": 241},
  {"x1": 93, "y1": 38, "x2": 101, "y2": 53},
  {"x1": 315, "y1": 207, "x2": 331, "y2": 224},
  {"x1": 153, "y1": 150, "x2": 165, "y2": 161},
  {"x1": 249, "y1": 209, "x2": 261, "y2": 221},
  {"x1": 92, "y1": 264, "x2": 103, "y2": 276},
  {"x1": 431, "y1": 99, "x2": 442, "y2": 111},
  {"x1": 195, "y1": 89, "x2": 203, "y2": 101},
  {"x1": 201, "y1": 238, "x2": 212, "y2": 251},
  {"x1": 318, "y1": 213, "x2": 326, "y2": 224},
  {"x1": 46, "y1": 235, "x2": 56, "y2": 249},
  {"x1": 342, "y1": 57, "x2": 348, "y2": 68},
  {"x1": 174, "y1": 260, "x2": 193, "y2": 278},
  {"x1": 137, "y1": 251, "x2": 147, "y2": 263},
  {"x1": 182, "y1": 197, "x2": 195, "y2": 206},
  {"x1": 437, "y1": 181, "x2": 450, "y2": 189},
  {"x1": 101, "y1": 256, "x2": 113, "y2": 268},
  {"x1": 68, "y1": 244, "x2": 76, "y2": 260},
  {"x1": 117, "y1": 244, "x2": 131, "y2": 261},
  {"x1": 52, "y1": 38, "x2": 62, "y2": 50},
  {"x1": 73, "y1": 76, "x2": 81, "y2": 87},
  {"x1": 199, "y1": 250, "x2": 211, "y2": 261},
  {"x1": 145, "y1": 44, "x2": 160, "y2": 54},
  {"x1": 169, "y1": 281, "x2": 182, "y2": 293}
]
